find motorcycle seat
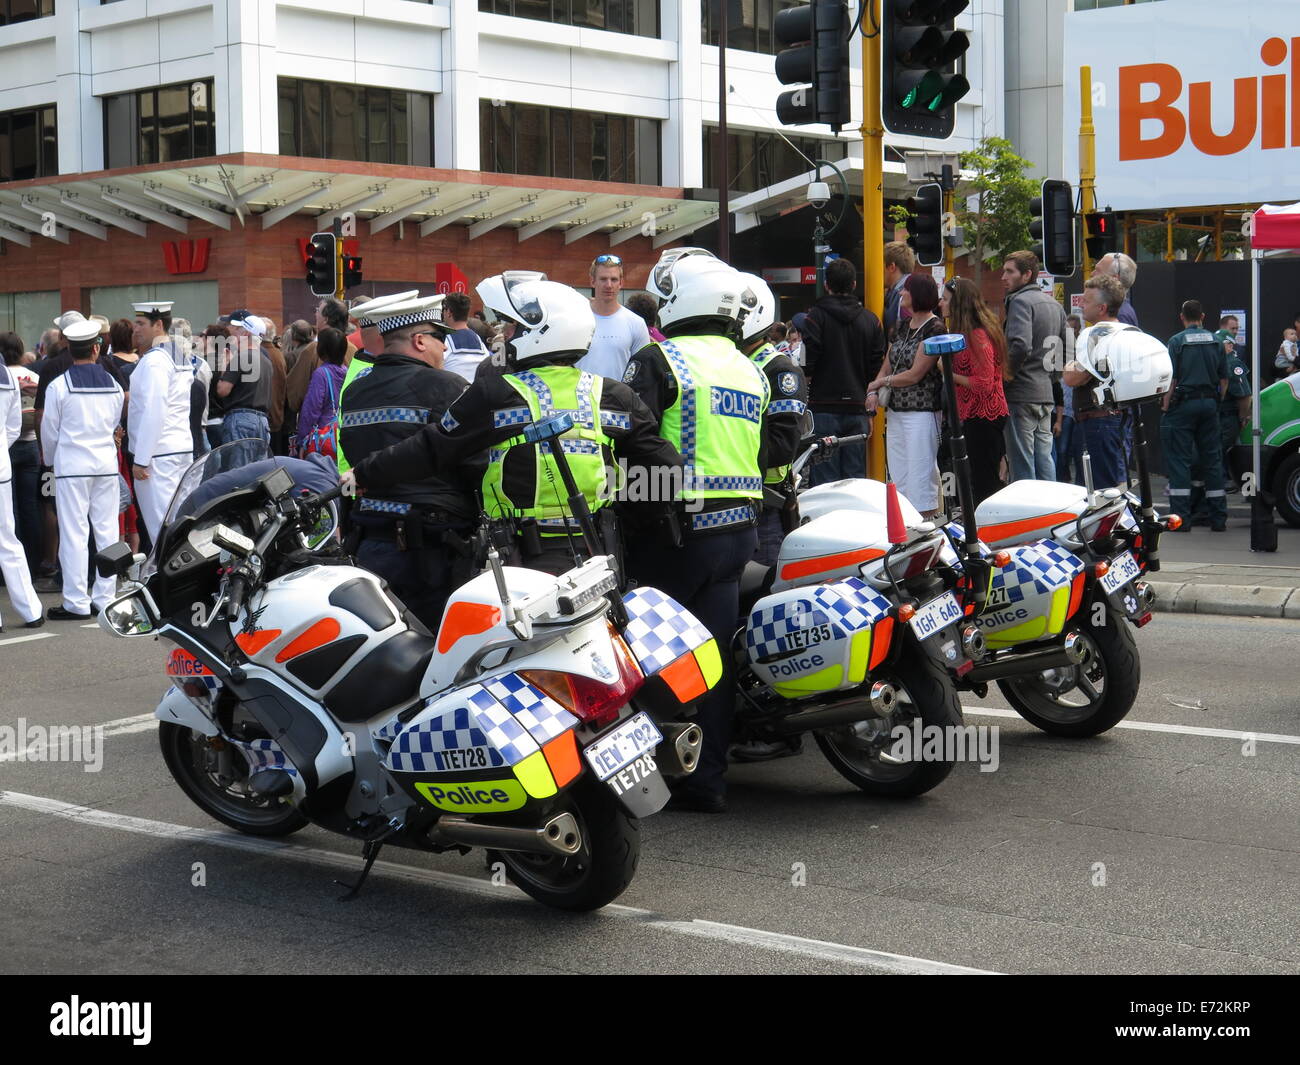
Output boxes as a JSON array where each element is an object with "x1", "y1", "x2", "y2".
[
  {"x1": 739, "y1": 560, "x2": 776, "y2": 618},
  {"x1": 324, "y1": 629, "x2": 437, "y2": 724}
]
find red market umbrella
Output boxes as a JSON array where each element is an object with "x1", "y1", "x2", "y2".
[{"x1": 1251, "y1": 202, "x2": 1300, "y2": 250}]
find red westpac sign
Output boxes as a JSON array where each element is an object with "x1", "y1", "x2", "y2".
[{"x1": 162, "y1": 238, "x2": 211, "y2": 275}]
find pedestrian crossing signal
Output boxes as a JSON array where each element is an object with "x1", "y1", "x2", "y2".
[
  {"x1": 1085, "y1": 210, "x2": 1119, "y2": 260},
  {"x1": 342, "y1": 255, "x2": 363, "y2": 289}
]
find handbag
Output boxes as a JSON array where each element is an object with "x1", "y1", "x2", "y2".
[
  {"x1": 302, "y1": 370, "x2": 339, "y2": 460},
  {"x1": 876, "y1": 383, "x2": 892, "y2": 409}
]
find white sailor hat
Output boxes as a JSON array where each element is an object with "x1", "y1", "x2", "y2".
[
  {"x1": 372, "y1": 295, "x2": 451, "y2": 336},
  {"x1": 62, "y1": 318, "x2": 103, "y2": 343},
  {"x1": 351, "y1": 290, "x2": 420, "y2": 328},
  {"x1": 54, "y1": 310, "x2": 86, "y2": 330},
  {"x1": 132, "y1": 300, "x2": 175, "y2": 318}
]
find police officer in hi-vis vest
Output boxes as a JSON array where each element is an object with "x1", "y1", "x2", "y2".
[
  {"x1": 347, "y1": 274, "x2": 680, "y2": 579},
  {"x1": 1162, "y1": 300, "x2": 1229, "y2": 531},
  {"x1": 621, "y1": 249, "x2": 773, "y2": 813}
]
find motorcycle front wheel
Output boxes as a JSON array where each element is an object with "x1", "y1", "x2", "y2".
[
  {"x1": 997, "y1": 606, "x2": 1140, "y2": 737},
  {"x1": 158, "y1": 722, "x2": 309, "y2": 837},
  {"x1": 489, "y1": 776, "x2": 640, "y2": 912},
  {"x1": 814, "y1": 641, "x2": 964, "y2": 798}
]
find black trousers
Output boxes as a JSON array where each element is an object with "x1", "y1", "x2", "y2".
[
  {"x1": 964, "y1": 415, "x2": 1007, "y2": 512},
  {"x1": 626, "y1": 523, "x2": 758, "y2": 799}
]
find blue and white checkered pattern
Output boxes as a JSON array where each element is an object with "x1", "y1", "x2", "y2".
[
  {"x1": 813, "y1": 577, "x2": 891, "y2": 627},
  {"x1": 353, "y1": 366, "x2": 373, "y2": 382},
  {"x1": 659, "y1": 340, "x2": 698, "y2": 473},
  {"x1": 466, "y1": 688, "x2": 541, "y2": 765},
  {"x1": 990, "y1": 540, "x2": 1084, "y2": 603},
  {"x1": 687, "y1": 474, "x2": 763, "y2": 493},
  {"x1": 231, "y1": 737, "x2": 299, "y2": 777},
  {"x1": 488, "y1": 448, "x2": 507, "y2": 464},
  {"x1": 576, "y1": 372, "x2": 596, "y2": 429},
  {"x1": 484, "y1": 674, "x2": 578, "y2": 745},
  {"x1": 690, "y1": 504, "x2": 755, "y2": 531},
  {"x1": 746, "y1": 596, "x2": 824, "y2": 660},
  {"x1": 600, "y1": 409, "x2": 631, "y2": 431},
  {"x1": 559, "y1": 438, "x2": 601, "y2": 456},
  {"x1": 745, "y1": 578, "x2": 890, "y2": 660},
  {"x1": 621, "y1": 586, "x2": 713, "y2": 675},
  {"x1": 373, "y1": 714, "x2": 405, "y2": 742},
  {"x1": 357, "y1": 497, "x2": 413, "y2": 515},
  {"x1": 513, "y1": 371, "x2": 554, "y2": 413},
  {"x1": 493, "y1": 406, "x2": 532, "y2": 428},
  {"x1": 385, "y1": 702, "x2": 510, "y2": 773},
  {"x1": 440, "y1": 410, "x2": 459, "y2": 432},
  {"x1": 942, "y1": 523, "x2": 992, "y2": 563},
  {"x1": 768, "y1": 399, "x2": 806, "y2": 415},
  {"x1": 340, "y1": 406, "x2": 430, "y2": 428}
]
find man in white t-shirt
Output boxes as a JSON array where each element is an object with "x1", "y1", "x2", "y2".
[
  {"x1": 576, "y1": 254, "x2": 651, "y2": 380},
  {"x1": 440, "y1": 291, "x2": 491, "y2": 381}
]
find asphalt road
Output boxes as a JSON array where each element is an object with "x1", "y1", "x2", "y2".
[{"x1": 1, "y1": 604, "x2": 1297, "y2": 975}]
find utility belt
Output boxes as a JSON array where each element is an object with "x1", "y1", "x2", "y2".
[
  {"x1": 680, "y1": 501, "x2": 758, "y2": 538},
  {"x1": 1075, "y1": 409, "x2": 1120, "y2": 423},
  {"x1": 508, "y1": 508, "x2": 624, "y2": 570},
  {"x1": 349, "y1": 498, "x2": 475, "y2": 555},
  {"x1": 1175, "y1": 386, "x2": 1218, "y2": 400}
]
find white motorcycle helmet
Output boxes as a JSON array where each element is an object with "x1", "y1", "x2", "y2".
[
  {"x1": 646, "y1": 247, "x2": 722, "y2": 300},
  {"x1": 653, "y1": 254, "x2": 758, "y2": 339},
  {"x1": 1076, "y1": 324, "x2": 1174, "y2": 405},
  {"x1": 475, "y1": 271, "x2": 596, "y2": 367},
  {"x1": 737, "y1": 272, "x2": 777, "y2": 345}
]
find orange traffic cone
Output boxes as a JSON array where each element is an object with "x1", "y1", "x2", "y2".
[{"x1": 886, "y1": 481, "x2": 907, "y2": 545}]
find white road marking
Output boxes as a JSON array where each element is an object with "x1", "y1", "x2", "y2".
[
  {"x1": 80, "y1": 623, "x2": 99, "y2": 629},
  {"x1": 962, "y1": 705, "x2": 1300, "y2": 747},
  {"x1": 0, "y1": 633, "x2": 56, "y2": 648},
  {"x1": 0, "y1": 790, "x2": 998, "y2": 975}
]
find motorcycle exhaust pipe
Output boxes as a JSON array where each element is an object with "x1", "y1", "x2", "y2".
[
  {"x1": 776, "y1": 680, "x2": 898, "y2": 734},
  {"x1": 428, "y1": 812, "x2": 582, "y2": 857},
  {"x1": 961, "y1": 623, "x2": 986, "y2": 660},
  {"x1": 1135, "y1": 580, "x2": 1156, "y2": 608},
  {"x1": 964, "y1": 630, "x2": 1088, "y2": 684},
  {"x1": 655, "y1": 721, "x2": 703, "y2": 776}
]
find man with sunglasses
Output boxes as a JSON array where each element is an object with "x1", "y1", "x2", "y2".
[
  {"x1": 577, "y1": 254, "x2": 651, "y2": 381},
  {"x1": 337, "y1": 294, "x2": 483, "y2": 628}
]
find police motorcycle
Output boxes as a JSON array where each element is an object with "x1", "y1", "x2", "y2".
[
  {"x1": 798, "y1": 331, "x2": 1175, "y2": 738},
  {"x1": 734, "y1": 433, "x2": 977, "y2": 798},
  {"x1": 95, "y1": 425, "x2": 717, "y2": 912}
]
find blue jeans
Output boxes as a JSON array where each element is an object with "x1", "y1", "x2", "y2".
[
  {"x1": 1004, "y1": 402, "x2": 1056, "y2": 482},
  {"x1": 220, "y1": 409, "x2": 270, "y2": 471},
  {"x1": 1054, "y1": 415, "x2": 1085, "y2": 484},
  {"x1": 8, "y1": 439, "x2": 41, "y2": 575},
  {"x1": 1080, "y1": 415, "x2": 1127, "y2": 489},
  {"x1": 809, "y1": 411, "x2": 870, "y2": 486}
]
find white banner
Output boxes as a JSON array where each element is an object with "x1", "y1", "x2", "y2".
[{"x1": 1063, "y1": 0, "x2": 1300, "y2": 210}]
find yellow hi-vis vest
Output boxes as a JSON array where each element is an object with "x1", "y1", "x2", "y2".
[
  {"x1": 658, "y1": 336, "x2": 768, "y2": 502},
  {"x1": 481, "y1": 365, "x2": 615, "y2": 531},
  {"x1": 750, "y1": 342, "x2": 802, "y2": 485}
]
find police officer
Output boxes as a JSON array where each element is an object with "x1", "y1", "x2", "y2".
[
  {"x1": 621, "y1": 250, "x2": 772, "y2": 813},
  {"x1": 336, "y1": 294, "x2": 480, "y2": 629},
  {"x1": 736, "y1": 272, "x2": 806, "y2": 566},
  {"x1": 347, "y1": 274, "x2": 679, "y2": 578},
  {"x1": 1189, "y1": 336, "x2": 1252, "y2": 524},
  {"x1": 335, "y1": 290, "x2": 417, "y2": 474},
  {"x1": 1162, "y1": 300, "x2": 1229, "y2": 531},
  {"x1": 129, "y1": 300, "x2": 197, "y2": 546},
  {"x1": 0, "y1": 348, "x2": 42, "y2": 631},
  {"x1": 41, "y1": 317, "x2": 125, "y2": 620}
]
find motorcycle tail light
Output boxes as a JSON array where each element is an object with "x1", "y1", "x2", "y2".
[
  {"x1": 1092, "y1": 561, "x2": 1110, "y2": 579},
  {"x1": 521, "y1": 632, "x2": 644, "y2": 729},
  {"x1": 993, "y1": 550, "x2": 1012, "y2": 568},
  {"x1": 1166, "y1": 514, "x2": 1183, "y2": 531},
  {"x1": 897, "y1": 603, "x2": 917, "y2": 622}
]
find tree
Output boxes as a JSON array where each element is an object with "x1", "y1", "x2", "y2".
[{"x1": 955, "y1": 137, "x2": 1038, "y2": 280}]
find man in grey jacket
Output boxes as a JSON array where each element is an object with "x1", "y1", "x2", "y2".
[{"x1": 1002, "y1": 250, "x2": 1066, "y2": 482}]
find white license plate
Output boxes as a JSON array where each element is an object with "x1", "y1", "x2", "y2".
[
  {"x1": 909, "y1": 591, "x2": 963, "y2": 641},
  {"x1": 584, "y1": 712, "x2": 662, "y2": 782},
  {"x1": 1100, "y1": 550, "x2": 1142, "y2": 595}
]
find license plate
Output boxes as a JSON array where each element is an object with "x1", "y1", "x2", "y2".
[
  {"x1": 1100, "y1": 550, "x2": 1141, "y2": 595},
  {"x1": 909, "y1": 591, "x2": 963, "y2": 641},
  {"x1": 584, "y1": 712, "x2": 662, "y2": 782}
]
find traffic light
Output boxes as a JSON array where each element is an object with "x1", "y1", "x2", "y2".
[
  {"x1": 1085, "y1": 209, "x2": 1119, "y2": 260},
  {"x1": 904, "y1": 182, "x2": 944, "y2": 267},
  {"x1": 774, "y1": 1, "x2": 852, "y2": 132},
  {"x1": 1030, "y1": 179, "x2": 1076, "y2": 278},
  {"x1": 882, "y1": 0, "x2": 972, "y2": 139},
  {"x1": 342, "y1": 254, "x2": 363, "y2": 289},
  {"x1": 306, "y1": 232, "x2": 338, "y2": 297}
]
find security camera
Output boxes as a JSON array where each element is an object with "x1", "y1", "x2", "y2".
[{"x1": 807, "y1": 181, "x2": 830, "y2": 210}]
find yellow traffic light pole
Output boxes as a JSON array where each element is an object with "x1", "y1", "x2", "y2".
[
  {"x1": 1079, "y1": 65, "x2": 1096, "y2": 278},
  {"x1": 862, "y1": 0, "x2": 887, "y2": 480}
]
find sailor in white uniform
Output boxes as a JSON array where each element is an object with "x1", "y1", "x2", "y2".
[
  {"x1": 128, "y1": 300, "x2": 195, "y2": 545},
  {"x1": 40, "y1": 317, "x2": 125, "y2": 620},
  {"x1": 0, "y1": 349, "x2": 44, "y2": 631}
]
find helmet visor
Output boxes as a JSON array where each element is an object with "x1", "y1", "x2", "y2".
[
  {"x1": 503, "y1": 270, "x2": 548, "y2": 327},
  {"x1": 650, "y1": 247, "x2": 717, "y2": 298}
]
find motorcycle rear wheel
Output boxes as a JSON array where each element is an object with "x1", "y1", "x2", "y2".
[
  {"x1": 814, "y1": 642, "x2": 964, "y2": 798},
  {"x1": 997, "y1": 606, "x2": 1139, "y2": 737},
  {"x1": 158, "y1": 722, "x2": 309, "y2": 837},
  {"x1": 489, "y1": 776, "x2": 639, "y2": 912}
]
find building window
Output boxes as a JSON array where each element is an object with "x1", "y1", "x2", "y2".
[
  {"x1": 0, "y1": 1, "x2": 55, "y2": 26},
  {"x1": 480, "y1": 0, "x2": 659, "y2": 39},
  {"x1": 0, "y1": 105, "x2": 57, "y2": 182},
  {"x1": 103, "y1": 80, "x2": 215, "y2": 168},
  {"x1": 702, "y1": 0, "x2": 802, "y2": 54},
  {"x1": 480, "y1": 100, "x2": 660, "y2": 185},
  {"x1": 278, "y1": 79, "x2": 433, "y2": 167},
  {"x1": 702, "y1": 126, "x2": 845, "y2": 194}
]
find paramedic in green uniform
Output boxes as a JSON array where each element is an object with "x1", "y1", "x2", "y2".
[{"x1": 1162, "y1": 300, "x2": 1229, "y2": 531}]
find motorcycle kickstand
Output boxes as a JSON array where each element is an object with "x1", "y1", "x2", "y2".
[{"x1": 334, "y1": 820, "x2": 401, "y2": 901}]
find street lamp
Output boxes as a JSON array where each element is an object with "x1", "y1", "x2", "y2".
[{"x1": 810, "y1": 159, "x2": 850, "y2": 300}]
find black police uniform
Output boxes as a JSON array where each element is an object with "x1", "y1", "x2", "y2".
[
  {"x1": 339, "y1": 352, "x2": 481, "y2": 629},
  {"x1": 351, "y1": 358, "x2": 681, "y2": 577},
  {"x1": 750, "y1": 346, "x2": 808, "y2": 566}
]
